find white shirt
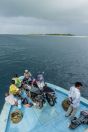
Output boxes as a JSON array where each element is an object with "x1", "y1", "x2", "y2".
[
  {"x1": 68, "y1": 86, "x2": 75, "y2": 99},
  {"x1": 68, "y1": 86, "x2": 81, "y2": 108},
  {"x1": 5, "y1": 94, "x2": 17, "y2": 105}
]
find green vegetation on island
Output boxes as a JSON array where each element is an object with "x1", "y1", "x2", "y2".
[{"x1": 45, "y1": 33, "x2": 74, "y2": 36}]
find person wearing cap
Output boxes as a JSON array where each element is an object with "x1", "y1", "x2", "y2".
[
  {"x1": 24, "y1": 70, "x2": 32, "y2": 79},
  {"x1": 23, "y1": 69, "x2": 33, "y2": 86},
  {"x1": 36, "y1": 72, "x2": 45, "y2": 90},
  {"x1": 65, "y1": 82, "x2": 83, "y2": 120}
]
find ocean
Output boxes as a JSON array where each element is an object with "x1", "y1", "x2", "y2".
[{"x1": 0, "y1": 35, "x2": 88, "y2": 112}]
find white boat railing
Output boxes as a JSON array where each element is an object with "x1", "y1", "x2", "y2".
[{"x1": 0, "y1": 102, "x2": 11, "y2": 132}]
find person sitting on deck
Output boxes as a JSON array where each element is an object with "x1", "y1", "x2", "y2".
[
  {"x1": 23, "y1": 69, "x2": 33, "y2": 85},
  {"x1": 24, "y1": 69, "x2": 32, "y2": 79},
  {"x1": 65, "y1": 82, "x2": 83, "y2": 120},
  {"x1": 36, "y1": 72, "x2": 45, "y2": 90},
  {"x1": 12, "y1": 74, "x2": 21, "y2": 88},
  {"x1": 9, "y1": 80, "x2": 20, "y2": 96},
  {"x1": 5, "y1": 92, "x2": 18, "y2": 106}
]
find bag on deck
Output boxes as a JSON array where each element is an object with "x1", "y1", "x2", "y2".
[
  {"x1": 11, "y1": 110, "x2": 23, "y2": 123},
  {"x1": 62, "y1": 98, "x2": 70, "y2": 111},
  {"x1": 69, "y1": 110, "x2": 88, "y2": 129}
]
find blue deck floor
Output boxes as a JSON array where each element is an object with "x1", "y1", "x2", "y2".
[{"x1": 6, "y1": 90, "x2": 88, "y2": 132}]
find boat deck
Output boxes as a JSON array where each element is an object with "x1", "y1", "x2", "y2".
[{"x1": 6, "y1": 86, "x2": 88, "y2": 132}]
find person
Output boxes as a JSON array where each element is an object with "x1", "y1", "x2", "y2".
[
  {"x1": 65, "y1": 82, "x2": 83, "y2": 120},
  {"x1": 36, "y1": 72, "x2": 45, "y2": 90},
  {"x1": 9, "y1": 80, "x2": 20, "y2": 95},
  {"x1": 5, "y1": 93, "x2": 18, "y2": 105},
  {"x1": 23, "y1": 69, "x2": 33, "y2": 85},
  {"x1": 12, "y1": 74, "x2": 21, "y2": 88},
  {"x1": 24, "y1": 69, "x2": 32, "y2": 79}
]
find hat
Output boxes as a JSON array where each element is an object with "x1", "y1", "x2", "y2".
[{"x1": 24, "y1": 69, "x2": 29, "y2": 73}]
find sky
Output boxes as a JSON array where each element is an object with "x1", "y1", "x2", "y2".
[{"x1": 0, "y1": 0, "x2": 88, "y2": 35}]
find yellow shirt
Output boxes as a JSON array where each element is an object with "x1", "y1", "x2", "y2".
[{"x1": 9, "y1": 84, "x2": 19, "y2": 95}]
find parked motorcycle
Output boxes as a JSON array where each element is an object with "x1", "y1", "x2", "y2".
[{"x1": 43, "y1": 84, "x2": 57, "y2": 106}]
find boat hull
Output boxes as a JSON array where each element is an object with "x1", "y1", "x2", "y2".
[{"x1": 0, "y1": 83, "x2": 88, "y2": 132}]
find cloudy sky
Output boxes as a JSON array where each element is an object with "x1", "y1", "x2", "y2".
[{"x1": 0, "y1": 0, "x2": 88, "y2": 35}]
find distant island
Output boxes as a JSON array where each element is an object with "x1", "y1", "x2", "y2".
[
  {"x1": 45, "y1": 33, "x2": 74, "y2": 36},
  {"x1": 26, "y1": 33, "x2": 75, "y2": 36}
]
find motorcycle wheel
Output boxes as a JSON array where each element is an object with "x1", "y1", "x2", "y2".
[
  {"x1": 39, "y1": 101, "x2": 43, "y2": 109},
  {"x1": 47, "y1": 96, "x2": 56, "y2": 106}
]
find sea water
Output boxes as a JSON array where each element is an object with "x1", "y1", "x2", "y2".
[{"x1": 0, "y1": 35, "x2": 88, "y2": 112}]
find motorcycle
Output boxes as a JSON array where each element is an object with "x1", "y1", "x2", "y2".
[
  {"x1": 34, "y1": 72, "x2": 57, "y2": 107},
  {"x1": 43, "y1": 84, "x2": 57, "y2": 106},
  {"x1": 29, "y1": 86, "x2": 46, "y2": 109}
]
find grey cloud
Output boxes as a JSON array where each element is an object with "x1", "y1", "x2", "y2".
[
  {"x1": 0, "y1": 0, "x2": 88, "y2": 20},
  {"x1": 0, "y1": 17, "x2": 68, "y2": 34},
  {"x1": 0, "y1": 0, "x2": 88, "y2": 34}
]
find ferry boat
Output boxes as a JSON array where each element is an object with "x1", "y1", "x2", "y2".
[{"x1": 0, "y1": 81, "x2": 88, "y2": 132}]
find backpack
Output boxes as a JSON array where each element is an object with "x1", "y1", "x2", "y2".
[{"x1": 69, "y1": 110, "x2": 88, "y2": 129}]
